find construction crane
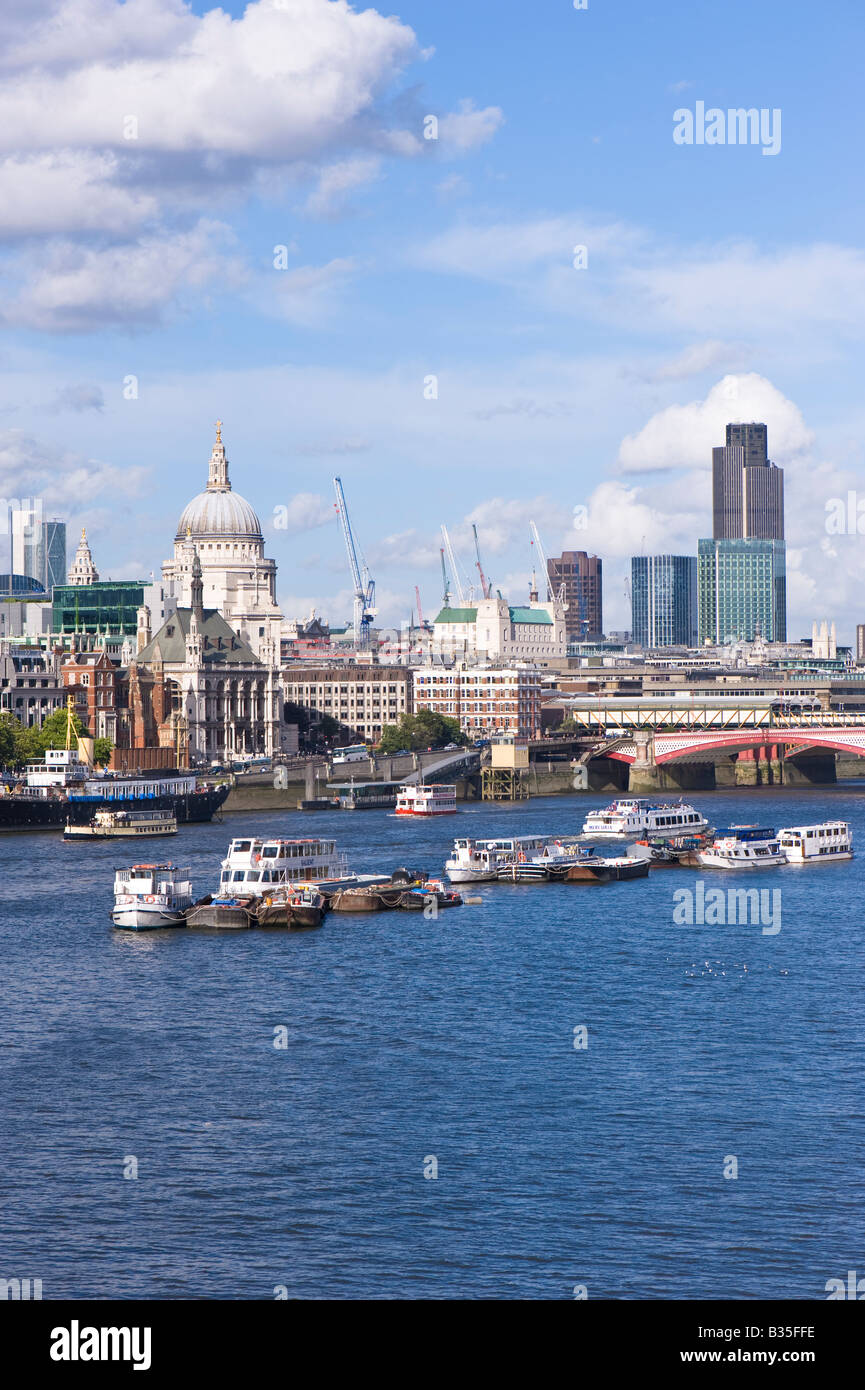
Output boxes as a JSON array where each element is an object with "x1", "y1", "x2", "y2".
[
  {"x1": 471, "y1": 523, "x2": 491, "y2": 599},
  {"x1": 333, "y1": 476, "x2": 376, "y2": 649},
  {"x1": 441, "y1": 524, "x2": 468, "y2": 606},
  {"x1": 440, "y1": 547, "x2": 451, "y2": 606},
  {"x1": 529, "y1": 520, "x2": 554, "y2": 601}
]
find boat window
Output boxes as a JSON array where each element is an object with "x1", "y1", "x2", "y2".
[
  {"x1": 234, "y1": 840, "x2": 252, "y2": 852},
  {"x1": 233, "y1": 871, "x2": 245, "y2": 881},
  {"x1": 261, "y1": 870, "x2": 271, "y2": 882},
  {"x1": 246, "y1": 871, "x2": 260, "y2": 882},
  {"x1": 262, "y1": 846, "x2": 278, "y2": 857}
]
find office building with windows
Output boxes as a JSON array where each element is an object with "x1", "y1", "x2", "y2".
[
  {"x1": 545, "y1": 550, "x2": 603, "y2": 640},
  {"x1": 697, "y1": 538, "x2": 786, "y2": 644},
  {"x1": 712, "y1": 421, "x2": 784, "y2": 541},
  {"x1": 631, "y1": 555, "x2": 697, "y2": 648}
]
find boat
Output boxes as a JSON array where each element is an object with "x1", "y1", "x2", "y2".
[
  {"x1": 586, "y1": 854, "x2": 650, "y2": 881},
  {"x1": 329, "y1": 883, "x2": 406, "y2": 912},
  {"x1": 397, "y1": 879, "x2": 463, "y2": 909},
  {"x1": 216, "y1": 835, "x2": 382, "y2": 897},
  {"x1": 110, "y1": 863, "x2": 193, "y2": 930},
  {"x1": 299, "y1": 797, "x2": 341, "y2": 811},
  {"x1": 445, "y1": 834, "x2": 551, "y2": 883},
  {"x1": 496, "y1": 861, "x2": 549, "y2": 882},
  {"x1": 696, "y1": 826, "x2": 785, "y2": 869},
  {"x1": 632, "y1": 830, "x2": 715, "y2": 866},
  {"x1": 777, "y1": 820, "x2": 853, "y2": 863},
  {"x1": 65, "y1": 808, "x2": 177, "y2": 840},
  {"x1": 184, "y1": 895, "x2": 257, "y2": 929},
  {"x1": 395, "y1": 784, "x2": 458, "y2": 816},
  {"x1": 581, "y1": 798, "x2": 709, "y2": 838},
  {"x1": 256, "y1": 887, "x2": 327, "y2": 928},
  {"x1": 0, "y1": 744, "x2": 229, "y2": 832}
]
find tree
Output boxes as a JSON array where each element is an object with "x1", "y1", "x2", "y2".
[
  {"x1": 93, "y1": 738, "x2": 113, "y2": 767},
  {"x1": 378, "y1": 710, "x2": 466, "y2": 753},
  {"x1": 0, "y1": 713, "x2": 21, "y2": 767},
  {"x1": 36, "y1": 707, "x2": 88, "y2": 752}
]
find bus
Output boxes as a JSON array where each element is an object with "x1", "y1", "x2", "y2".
[{"x1": 331, "y1": 744, "x2": 369, "y2": 765}]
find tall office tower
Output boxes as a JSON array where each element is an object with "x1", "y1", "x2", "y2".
[
  {"x1": 697, "y1": 538, "x2": 786, "y2": 644},
  {"x1": 631, "y1": 555, "x2": 697, "y2": 648},
  {"x1": 856, "y1": 625, "x2": 865, "y2": 662},
  {"x1": 10, "y1": 502, "x2": 43, "y2": 582},
  {"x1": 546, "y1": 550, "x2": 603, "y2": 640},
  {"x1": 712, "y1": 422, "x2": 784, "y2": 541},
  {"x1": 43, "y1": 520, "x2": 66, "y2": 592}
]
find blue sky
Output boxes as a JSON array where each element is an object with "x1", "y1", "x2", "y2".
[{"x1": 1, "y1": 0, "x2": 864, "y2": 636}]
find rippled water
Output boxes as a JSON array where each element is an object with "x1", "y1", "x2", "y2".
[{"x1": 1, "y1": 785, "x2": 863, "y2": 1300}]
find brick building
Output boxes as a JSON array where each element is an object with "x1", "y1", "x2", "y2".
[{"x1": 412, "y1": 665, "x2": 542, "y2": 738}]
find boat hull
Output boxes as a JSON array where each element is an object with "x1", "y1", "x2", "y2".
[
  {"x1": 111, "y1": 906, "x2": 186, "y2": 930},
  {"x1": 0, "y1": 783, "x2": 229, "y2": 832},
  {"x1": 696, "y1": 852, "x2": 785, "y2": 869},
  {"x1": 256, "y1": 902, "x2": 325, "y2": 928},
  {"x1": 185, "y1": 900, "x2": 254, "y2": 929}
]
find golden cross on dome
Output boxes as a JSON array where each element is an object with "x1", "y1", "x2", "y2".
[{"x1": 215, "y1": 419, "x2": 222, "y2": 444}]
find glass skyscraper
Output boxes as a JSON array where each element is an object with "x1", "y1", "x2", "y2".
[
  {"x1": 697, "y1": 538, "x2": 787, "y2": 644},
  {"x1": 631, "y1": 555, "x2": 697, "y2": 648}
]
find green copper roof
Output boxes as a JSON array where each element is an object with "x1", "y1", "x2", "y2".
[
  {"x1": 433, "y1": 607, "x2": 478, "y2": 624},
  {"x1": 509, "y1": 607, "x2": 553, "y2": 625},
  {"x1": 138, "y1": 607, "x2": 259, "y2": 666}
]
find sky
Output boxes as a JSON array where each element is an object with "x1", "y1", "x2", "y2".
[{"x1": 1, "y1": 0, "x2": 864, "y2": 639}]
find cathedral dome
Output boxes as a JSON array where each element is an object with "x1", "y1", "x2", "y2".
[
  {"x1": 176, "y1": 489, "x2": 262, "y2": 541},
  {"x1": 174, "y1": 423, "x2": 263, "y2": 542}
]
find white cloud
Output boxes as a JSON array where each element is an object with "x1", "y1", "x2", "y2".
[
  {"x1": 2, "y1": 220, "x2": 242, "y2": 331},
  {"x1": 617, "y1": 374, "x2": 814, "y2": 473},
  {"x1": 0, "y1": 152, "x2": 159, "y2": 237},
  {"x1": 270, "y1": 492, "x2": 335, "y2": 535},
  {"x1": 303, "y1": 156, "x2": 382, "y2": 218},
  {"x1": 0, "y1": 429, "x2": 147, "y2": 513},
  {"x1": 437, "y1": 99, "x2": 504, "y2": 154}
]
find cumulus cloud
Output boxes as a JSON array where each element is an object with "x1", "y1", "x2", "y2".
[
  {"x1": 437, "y1": 99, "x2": 504, "y2": 154},
  {"x1": 617, "y1": 374, "x2": 814, "y2": 473},
  {"x1": 0, "y1": 429, "x2": 147, "y2": 511}
]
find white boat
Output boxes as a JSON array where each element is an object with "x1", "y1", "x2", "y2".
[
  {"x1": 65, "y1": 808, "x2": 177, "y2": 840},
  {"x1": 445, "y1": 834, "x2": 550, "y2": 884},
  {"x1": 582, "y1": 798, "x2": 709, "y2": 838},
  {"x1": 216, "y1": 836, "x2": 384, "y2": 897},
  {"x1": 697, "y1": 826, "x2": 785, "y2": 869},
  {"x1": 111, "y1": 863, "x2": 193, "y2": 929},
  {"x1": 777, "y1": 820, "x2": 853, "y2": 863},
  {"x1": 395, "y1": 784, "x2": 457, "y2": 816}
]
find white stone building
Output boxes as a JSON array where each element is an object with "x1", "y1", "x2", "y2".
[{"x1": 431, "y1": 592, "x2": 567, "y2": 664}]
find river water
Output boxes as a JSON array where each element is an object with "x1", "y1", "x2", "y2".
[{"x1": 1, "y1": 784, "x2": 862, "y2": 1299}]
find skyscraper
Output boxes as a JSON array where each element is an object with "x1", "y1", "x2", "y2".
[
  {"x1": 631, "y1": 555, "x2": 697, "y2": 648},
  {"x1": 697, "y1": 538, "x2": 786, "y2": 644},
  {"x1": 712, "y1": 421, "x2": 784, "y2": 540},
  {"x1": 43, "y1": 520, "x2": 66, "y2": 591},
  {"x1": 546, "y1": 550, "x2": 603, "y2": 640}
]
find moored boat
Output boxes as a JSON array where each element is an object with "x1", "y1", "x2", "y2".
[
  {"x1": 256, "y1": 887, "x2": 327, "y2": 928},
  {"x1": 111, "y1": 863, "x2": 193, "y2": 929},
  {"x1": 582, "y1": 798, "x2": 709, "y2": 838},
  {"x1": 65, "y1": 808, "x2": 177, "y2": 840},
  {"x1": 697, "y1": 826, "x2": 785, "y2": 869},
  {"x1": 329, "y1": 884, "x2": 405, "y2": 912},
  {"x1": 184, "y1": 895, "x2": 257, "y2": 929},
  {"x1": 445, "y1": 834, "x2": 550, "y2": 883},
  {"x1": 777, "y1": 820, "x2": 853, "y2": 863},
  {"x1": 397, "y1": 879, "x2": 463, "y2": 909}
]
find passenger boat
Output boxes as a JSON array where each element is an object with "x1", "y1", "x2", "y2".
[
  {"x1": 184, "y1": 895, "x2": 257, "y2": 929},
  {"x1": 215, "y1": 835, "x2": 386, "y2": 898},
  {"x1": 697, "y1": 826, "x2": 785, "y2": 869},
  {"x1": 395, "y1": 784, "x2": 458, "y2": 816},
  {"x1": 445, "y1": 834, "x2": 550, "y2": 883},
  {"x1": 581, "y1": 798, "x2": 709, "y2": 838},
  {"x1": 1, "y1": 740, "x2": 228, "y2": 833},
  {"x1": 65, "y1": 808, "x2": 177, "y2": 840},
  {"x1": 256, "y1": 887, "x2": 327, "y2": 928},
  {"x1": 777, "y1": 820, "x2": 853, "y2": 863},
  {"x1": 110, "y1": 863, "x2": 193, "y2": 930}
]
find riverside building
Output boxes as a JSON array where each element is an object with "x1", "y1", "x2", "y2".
[{"x1": 412, "y1": 665, "x2": 542, "y2": 739}]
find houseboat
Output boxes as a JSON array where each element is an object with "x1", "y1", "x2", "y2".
[
  {"x1": 777, "y1": 821, "x2": 853, "y2": 863},
  {"x1": 65, "y1": 808, "x2": 177, "y2": 840},
  {"x1": 582, "y1": 798, "x2": 709, "y2": 838},
  {"x1": 110, "y1": 863, "x2": 193, "y2": 930},
  {"x1": 444, "y1": 834, "x2": 550, "y2": 884},
  {"x1": 395, "y1": 784, "x2": 458, "y2": 816},
  {"x1": 697, "y1": 826, "x2": 785, "y2": 869}
]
